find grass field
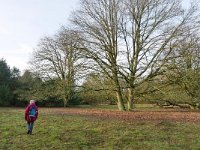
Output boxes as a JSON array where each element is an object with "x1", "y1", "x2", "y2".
[{"x1": 1, "y1": 106, "x2": 200, "y2": 150}]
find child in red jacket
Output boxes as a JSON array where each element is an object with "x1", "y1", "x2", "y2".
[{"x1": 25, "y1": 100, "x2": 38, "y2": 135}]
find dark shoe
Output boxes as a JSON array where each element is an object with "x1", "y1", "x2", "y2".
[{"x1": 27, "y1": 130, "x2": 30, "y2": 134}]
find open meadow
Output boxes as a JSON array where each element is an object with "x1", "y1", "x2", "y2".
[{"x1": 1, "y1": 106, "x2": 200, "y2": 150}]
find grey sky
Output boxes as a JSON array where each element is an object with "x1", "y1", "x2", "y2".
[
  {"x1": 0, "y1": 0, "x2": 79, "y2": 71},
  {"x1": 0, "y1": 0, "x2": 193, "y2": 72}
]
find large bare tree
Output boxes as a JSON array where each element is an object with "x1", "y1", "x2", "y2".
[
  {"x1": 72, "y1": 0, "x2": 199, "y2": 110},
  {"x1": 118, "y1": 0, "x2": 200, "y2": 110},
  {"x1": 72, "y1": 0, "x2": 126, "y2": 110},
  {"x1": 72, "y1": 0, "x2": 200, "y2": 110},
  {"x1": 30, "y1": 27, "x2": 85, "y2": 106}
]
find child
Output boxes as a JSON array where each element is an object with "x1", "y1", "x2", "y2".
[{"x1": 25, "y1": 100, "x2": 38, "y2": 135}]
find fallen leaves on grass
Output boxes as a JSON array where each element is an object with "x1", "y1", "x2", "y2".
[{"x1": 41, "y1": 108, "x2": 200, "y2": 123}]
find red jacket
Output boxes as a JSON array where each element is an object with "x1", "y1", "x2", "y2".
[{"x1": 25, "y1": 103, "x2": 38, "y2": 122}]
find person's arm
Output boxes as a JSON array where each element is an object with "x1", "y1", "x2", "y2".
[
  {"x1": 25, "y1": 105, "x2": 30, "y2": 121},
  {"x1": 35, "y1": 106, "x2": 38, "y2": 118}
]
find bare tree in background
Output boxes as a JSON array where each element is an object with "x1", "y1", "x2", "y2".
[
  {"x1": 165, "y1": 34, "x2": 200, "y2": 108},
  {"x1": 30, "y1": 27, "x2": 86, "y2": 107}
]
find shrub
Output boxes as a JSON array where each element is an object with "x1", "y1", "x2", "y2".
[{"x1": 0, "y1": 85, "x2": 13, "y2": 106}]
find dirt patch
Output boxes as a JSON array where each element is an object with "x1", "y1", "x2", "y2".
[{"x1": 41, "y1": 108, "x2": 200, "y2": 123}]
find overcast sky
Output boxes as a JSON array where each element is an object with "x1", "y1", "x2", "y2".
[
  {"x1": 0, "y1": 0, "x2": 79, "y2": 72},
  {"x1": 0, "y1": 0, "x2": 192, "y2": 72}
]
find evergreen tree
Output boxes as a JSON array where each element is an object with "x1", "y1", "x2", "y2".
[{"x1": 0, "y1": 59, "x2": 13, "y2": 105}]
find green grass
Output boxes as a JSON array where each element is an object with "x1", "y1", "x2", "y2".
[{"x1": 1, "y1": 107, "x2": 200, "y2": 150}]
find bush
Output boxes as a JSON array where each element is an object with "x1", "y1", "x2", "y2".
[
  {"x1": 0, "y1": 85, "x2": 13, "y2": 106},
  {"x1": 68, "y1": 95, "x2": 81, "y2": 105},
  {"x1": 36, "y1": 97, "x2": 64, "y2": 107},
  {"x1": 14, "y1": 99, "x2": 28, "y2": 107}
]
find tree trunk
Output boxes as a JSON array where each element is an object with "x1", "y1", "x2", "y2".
[
  {"x1": 63, "y1": 97, "x2": 68, "y2": 107},
  {"x1": 113, "y1": 70, "x2": 126, "y2": 111},
  {"x1": 127, "y1": 88, "x2": 134, "y2": 111},
  {"x1": 116, "y1": 90, "x2": 126, "y2": 111},
  {"x1": 63, "y1": 81, "x2": 69, "y2": 107}
]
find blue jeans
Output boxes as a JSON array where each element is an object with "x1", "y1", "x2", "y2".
[{"x1": 27, "y1": 122, "x2": 34, "y2": 134}]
